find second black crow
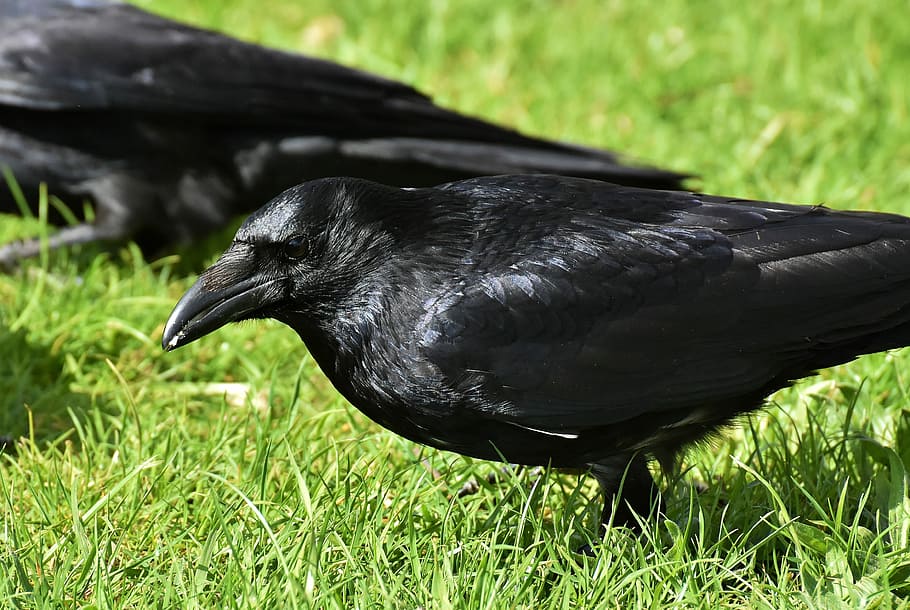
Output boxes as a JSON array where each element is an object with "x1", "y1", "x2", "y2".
[
  {"x1": 161, "y1": 174, "x2": 910, "y2": 538},
  {"x1": 0, "y1": 0, "x2": 684, "y2": 266}
]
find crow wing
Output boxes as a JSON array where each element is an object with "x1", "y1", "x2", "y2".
[
  {"x1": 0, "y1": 3, "x2": 415, "y2": 119},
  {"x1": 421, "y1": 177, "x2": 910, "y2": 433},
  {"x1": 0, "y1": 1, "x2": 556, "y2": 146}
]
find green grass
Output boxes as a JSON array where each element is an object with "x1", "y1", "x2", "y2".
[{"x1": 2, "y1": 0, "x2": 910, "y2": 607}]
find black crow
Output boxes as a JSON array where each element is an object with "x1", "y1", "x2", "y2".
[
  {"x1": 161, "y1": 174, "x2": 910, "y2": 536},
  {"x1": 0, "y1": 0, "x2": 685, "y2": 267}
]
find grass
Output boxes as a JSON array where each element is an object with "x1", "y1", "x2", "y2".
[{"x1": 1, "y1": 0, "x2": 910, "y2": 607}]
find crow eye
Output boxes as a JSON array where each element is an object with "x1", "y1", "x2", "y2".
[{"x1": 284, "y1": 235, "x2": 309, "y2": 259}]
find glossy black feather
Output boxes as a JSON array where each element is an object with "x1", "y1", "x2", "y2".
[
  {"x1": 163, "y1": 174, "x2": 910, "y2": 534},
  {"x1": 0, "y1": 0, "x2": 684, "y2": 266}
]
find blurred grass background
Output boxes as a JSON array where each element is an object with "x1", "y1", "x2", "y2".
[{"x1": 0, "y1": 0, "x2": 909, "y2": 607}]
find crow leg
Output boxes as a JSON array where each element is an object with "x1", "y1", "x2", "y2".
[
  {"x1": 0, "y1": 220, "x2": 133, "y2": 269},
  {"x1": 0, "y1": 172, "x2": 164, "y2": 270},
  {"x1": 589, "y1": 453, "x2": 661, "y2": 533}
]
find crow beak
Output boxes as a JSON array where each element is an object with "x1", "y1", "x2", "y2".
[{"x1": 162, "y1": 272, "x2": 284, "y2": 351}]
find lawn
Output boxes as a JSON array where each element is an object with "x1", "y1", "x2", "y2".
[{"x1": 1, "y1": 0, "x2": 909, "y2": 607}]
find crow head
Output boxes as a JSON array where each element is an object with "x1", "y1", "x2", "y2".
[{"x1": 161, "y1": 177, "x2": 409, "y2": 351}]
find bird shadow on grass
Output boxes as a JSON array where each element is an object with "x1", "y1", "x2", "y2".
[{"x1": 0, "y1": 326, "x2": 91, "y2": 449}]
